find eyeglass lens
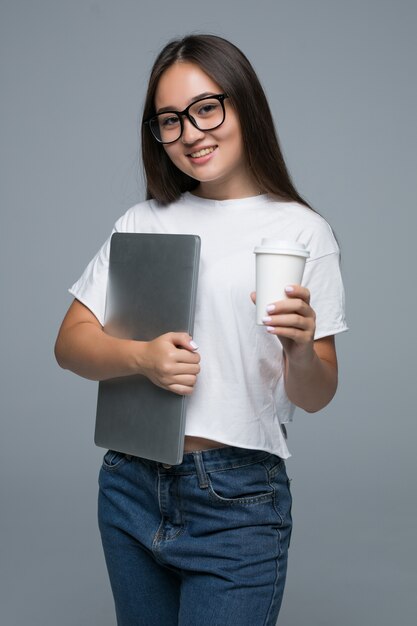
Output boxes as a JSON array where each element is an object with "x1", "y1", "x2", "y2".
[{"x1": 150, "y1": 97, "x2": 225, "y2": 143}]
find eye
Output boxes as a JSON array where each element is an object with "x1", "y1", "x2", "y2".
[
  {"x1": 159, "y1": 114, "x2": 180, "y2": 128},
  {"x1": 196, "y1": 102, "x2": 220, "y2": 116}
]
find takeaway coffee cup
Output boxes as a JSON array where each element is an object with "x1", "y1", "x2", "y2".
[{"x1": 253, "y1": 239, "x2": 310, "y2": 325}]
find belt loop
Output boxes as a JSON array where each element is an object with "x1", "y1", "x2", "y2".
[{"x1": 193, "y1": 451, "x2": 209, "y2": 489}]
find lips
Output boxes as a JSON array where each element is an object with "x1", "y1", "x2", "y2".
[{"x1": 188, "y1": 146, "x2": 217, "y2": 158}]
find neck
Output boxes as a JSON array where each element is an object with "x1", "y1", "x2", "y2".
[{"x1": 192, "y1": 174, "x2": 263, "y2": 201}]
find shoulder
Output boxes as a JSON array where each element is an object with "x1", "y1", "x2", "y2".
[
  {"x1": 112, "y1": 196, "x2": 185, "y2": 232},
  {"x1": 270, "y1": 199, "x2": 340, "y2": 260},
  {"x1": 112, "y1": 199, "x2": 154, "y2": 232}
]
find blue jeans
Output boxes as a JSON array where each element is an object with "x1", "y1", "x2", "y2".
[{"x1": 98, "y1": 446, "x2": 292, "y2": 626}]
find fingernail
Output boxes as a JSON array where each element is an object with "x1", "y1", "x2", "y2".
[
  {"x1": 262, "y1": 316, "x2": 272, "y2": 323},
  {"x1": 190, "y1": 340, "x2": 199, "y2": 350},
  {"x1": 285, "y1": 285, "x2": 294, "y2": 293},
  {"x1": 266, "y1": 304, "x2": 276, "y2": 313},
  {"x1": 266, "y1": 326, "x2": 274, "y2": 332}
]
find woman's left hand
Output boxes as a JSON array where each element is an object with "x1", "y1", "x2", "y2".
[{"x1": 251, "y1": 285, "x2": 316, "y2": 365}]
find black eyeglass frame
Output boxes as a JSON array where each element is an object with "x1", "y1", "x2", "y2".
[{"x1": 143, "y1": 93, "x2": 229, "y2": 144}]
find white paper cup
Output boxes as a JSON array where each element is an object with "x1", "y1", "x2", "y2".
[{"x1": 254, "y1": 239, "x2": 310, "y2": 325}]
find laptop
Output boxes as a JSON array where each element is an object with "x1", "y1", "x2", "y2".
[{"x1": 94, "y1": 232, "x2": 201, "y2": 465}]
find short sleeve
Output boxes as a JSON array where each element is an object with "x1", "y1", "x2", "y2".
[
  {"x1": 68, "y1": 231, "x2": 113, "y2": 326},
  {"x1": 67, "y1": 200, "x2": 159, "y2": 324},
  {"x1": 302, "y1": 251, "x2": 348, "y2": 340}
]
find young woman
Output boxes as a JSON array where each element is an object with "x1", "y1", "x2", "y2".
[{"x1": 55, "y1": 34, "x2": 348, "y2": 626}]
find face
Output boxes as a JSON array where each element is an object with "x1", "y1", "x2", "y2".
[{"x1": 154, "y1": 62, "x2": 257, "y2": 199}]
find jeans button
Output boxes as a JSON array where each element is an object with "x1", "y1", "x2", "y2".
[{"x1": 162, "y1": 463, "x2": 172, "y2": 469}]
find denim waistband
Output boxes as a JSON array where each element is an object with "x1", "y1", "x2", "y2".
[{"x1": 136, "y1": 446, "x2": 274, "y2": 476}]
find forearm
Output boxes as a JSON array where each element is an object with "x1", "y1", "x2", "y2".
[
  {"x1": 55, "y1": 322, "x2": 144, "y2": 381},
  {"x1": 283, "y1": 348, "x2": 338, "y2": 413}
]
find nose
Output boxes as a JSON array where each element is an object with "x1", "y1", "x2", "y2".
[{"x1": 181, "y1": 116, "x2": 205, "y2": 144}]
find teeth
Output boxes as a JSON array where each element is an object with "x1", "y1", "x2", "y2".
[{"x1": 190, "y1": 147, "x2": 215, "y2": 158}]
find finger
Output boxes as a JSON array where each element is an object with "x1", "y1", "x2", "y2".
[
  {"x1": 158, "y1": 356, "x2": 200, "y2": 378},
  {"x1": 265, "y1": 326, "x2": 314, "y2": 343},
  {"x1": 172, "y1": 374, "x2": 198, "y2": 387},
  {"x1": 175, "y1": 349, "x2": 201, "y2": 365},
  {"x1": 262, "y1": 313, "x2": 311, "y2": 330},
  {"x1": 250, "y1": 291, "x2": 256, "y2": 304},
  {"x1": 168, "y1": 383, "x2": 196, "y2": 396},
  {"x1": 172, "y1": 362, "x2": 200, "y2": 375},
  {"x1": 283, "y1": 284, "x2": 310, "y2": 304},
  {"x1": 158, "y1": 368, "x2": 197, "y2": 384},
  {"x1": 168, "y1": 332, "x2": 199, "y2": 352},
  {"x1": 266, "y1": 298, "x2": 313, "y2": 317}
]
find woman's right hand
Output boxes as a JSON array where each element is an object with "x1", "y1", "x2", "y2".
[
  {"x1": 55, "y1": 299, "x2": 200, "y2": 395},
  {"x1": 140, "y1": 333, "x2": 200, "y2": 396}
]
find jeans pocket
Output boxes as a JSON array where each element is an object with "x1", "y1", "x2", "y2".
[
  {"x1": 268, "y1": 462, "x2": 292, "y2": 529},
  {"x1": 102, "y1": 450, "x2": 129, "y2": 472},
  {"x1": 207, "y1": 460, "x2": 274, "y2": 505}
]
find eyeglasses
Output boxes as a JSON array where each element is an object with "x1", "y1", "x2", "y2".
[{"x1": 144, "y1": 94, "x2": 228, "y2": 144}]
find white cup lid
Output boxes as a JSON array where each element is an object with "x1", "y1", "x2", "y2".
[{"x1": 254, "y1": 238, "x2": 310, "y2": 257}]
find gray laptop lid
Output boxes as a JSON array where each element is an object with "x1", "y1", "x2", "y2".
[{"x1": 94, "y1": 233, "x2": 201, "y2": 465}]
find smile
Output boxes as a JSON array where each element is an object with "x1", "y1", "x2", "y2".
[{"x1": 188, "y1": 146, "x2": 217, "y2": 158}]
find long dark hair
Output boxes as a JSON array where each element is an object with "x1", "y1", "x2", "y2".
[{"x1": 141, "y1": 34, "x2": 311, "y2": 209}]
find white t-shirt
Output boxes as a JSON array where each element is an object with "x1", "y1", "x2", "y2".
[{"x1": 70, "y1": 192, "x2": 348, "y2": 459}]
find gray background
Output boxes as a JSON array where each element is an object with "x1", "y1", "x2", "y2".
[{"x1": 1, "y1": 1, "x2": 416, "y2": 625}]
